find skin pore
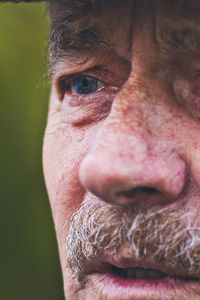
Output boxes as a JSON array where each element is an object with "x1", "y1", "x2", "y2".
[{"x1": 43, "y1": 0, "x2": 200, "y2": 299}]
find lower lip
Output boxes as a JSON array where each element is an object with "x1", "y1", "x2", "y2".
[
  {"x1": 105, "y1": 272, "x2": 182, "y2": 288},
  {"x1": 87, "y1": 272, "x2": 199, "y2": 299},
  {"x1": 105, "y1": 274, "x2": 182, "y2": 288}
]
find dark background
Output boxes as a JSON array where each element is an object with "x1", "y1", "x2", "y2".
[{"x1": 0, "y1": 3, "x2": 65, "y2": 299}]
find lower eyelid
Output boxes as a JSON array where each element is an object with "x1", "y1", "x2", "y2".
[
  {"x1": 63, "y1": 87, "x2": 118, "y2": 107},
  {"x1": 61, "y1": 92, "x2": 116, "y2": 126}
]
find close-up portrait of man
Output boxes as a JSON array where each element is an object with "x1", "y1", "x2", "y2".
[{"x1": 2, "y1": 0, "x2": 200, "y2": 299}]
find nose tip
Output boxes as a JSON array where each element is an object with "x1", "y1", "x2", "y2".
[{"x1": 79, "y1": 150, "x2": 186, "y2": 207}]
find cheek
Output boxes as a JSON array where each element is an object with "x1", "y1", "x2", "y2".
[
  {"x1": 43, "y1": 125, "x2": 89, "y2": 274},
  {"x1": 43, "y1": 126, "x2": 84, "y2": 229},
  {"x1": 42, "y1": 122, "x2": 100, "y2": 231}
]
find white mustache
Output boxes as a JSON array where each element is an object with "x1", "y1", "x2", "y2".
[{"x1": 66, "y1": 200, "x2": 200, "y2": 285}]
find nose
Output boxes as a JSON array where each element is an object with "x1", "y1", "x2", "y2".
[{"x1": 79, "y1": 97, "x2": 186, "y2": 207}]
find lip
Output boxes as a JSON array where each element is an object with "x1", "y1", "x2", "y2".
[
  {"x1": 86, "y1": 272, "x2": 199, "y2": 300},
  {"x1": 83, "y1": 255, "x2": 200, "y2": 299},
  {"x1": 93, "y1": 255, "x2": 199, "y2": 279}
]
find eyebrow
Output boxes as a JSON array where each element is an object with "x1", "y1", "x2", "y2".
[
  {"x1": 48, "y1": 22, "x2": 110, "y2": 68},
  {"x1": 156, "y1": 25, "x2": 200, "y2": 53},
  {"x1": 48, "y1": 1, "x2": 112, "y2": 73}
]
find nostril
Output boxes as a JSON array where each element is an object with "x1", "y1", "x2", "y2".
[{"x1": 116, "y1": 187, "x2": 158, "y2": 199}]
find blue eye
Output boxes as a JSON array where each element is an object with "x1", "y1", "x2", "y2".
[{"x1": 73, "y1": 76, "x2": 104, "y2": 95}]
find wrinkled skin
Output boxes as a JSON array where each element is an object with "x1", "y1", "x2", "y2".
[{"x1": 43, "y1": 0, "x2": 200, "y2": 299}]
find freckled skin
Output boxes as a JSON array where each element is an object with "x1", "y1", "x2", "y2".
[{"x1": 43, "y1": 1, "x2": 200, "y2": 299}]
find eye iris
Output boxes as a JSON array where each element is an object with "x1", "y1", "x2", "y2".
[{"x1": 73, "y1": 77, "x2": 99, "y2": 95}]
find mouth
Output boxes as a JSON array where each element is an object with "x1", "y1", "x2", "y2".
[
  {"x1": 83, "y1": 257, "x2": 200, "y2": 299},
  {"x1": 101, "y1": 262, "x2": 200, "y2": 281},
  {"x1": 94, "y1": 255, "x2": 200, "y2": 279},
  {"x1": 109, "y1": 265, "x2": 171, "y2": 280}
]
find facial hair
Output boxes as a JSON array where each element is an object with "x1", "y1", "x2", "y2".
[{"x1": 66, "y1": 199, "x2": 200, "y2": 289}]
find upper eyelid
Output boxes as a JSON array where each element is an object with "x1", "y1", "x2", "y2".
[
  {"x1": 63, "y1": 74, "x2": 105, "y2": 85},
  {"x1": 57, "y1": 66, "x2": 108, "y2": 84},
  {"x1": 55, "y1": 64, "x2": 123, "y2": 87},
  {"x1": 56, "y1": 68, "x2": 102, "y2": 89}
]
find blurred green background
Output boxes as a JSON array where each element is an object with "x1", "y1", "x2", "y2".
[{"x1": 0, "y1": 3, "x2": 65, "y2": 300}]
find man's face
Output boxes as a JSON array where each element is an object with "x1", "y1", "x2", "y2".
[{"x1": 43, "y1": 0, "x2": 200, "y2": 299}]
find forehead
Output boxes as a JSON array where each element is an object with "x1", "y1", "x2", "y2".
[
  {"x1": 48, "y1": 0, "x2": 200, "y2": 71},
  {"x1": 49, "y1": 0, "x2": 200, "y2": 20}
]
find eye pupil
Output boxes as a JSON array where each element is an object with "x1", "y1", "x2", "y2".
[
  {"x1": 73, "y1": 77, "x2": 100, "y2": 95},
  {"x1": 82, "y1": 79, "x2": 89, "y2": 87}
]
